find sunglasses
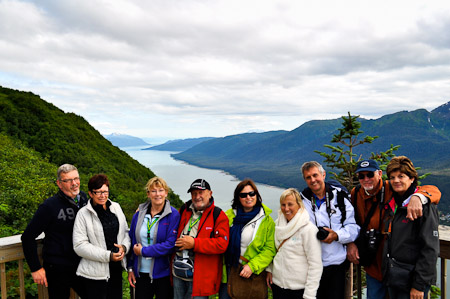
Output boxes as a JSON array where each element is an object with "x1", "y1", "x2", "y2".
[
  {"x1": 358, "y1": 172, "x2": 375, "y2": 180},
  {"x1": 239, "y1": 191, "x2": 256, "y2": 198}
]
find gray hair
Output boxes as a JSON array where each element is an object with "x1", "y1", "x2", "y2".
[
  {"x1": 57, "y1": 164, "x2": 78, "y2": 180},
  {"x1": 301, "y1": 161, "x2": 325, "y2": 178}
]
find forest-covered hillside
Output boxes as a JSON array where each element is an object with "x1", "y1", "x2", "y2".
[{"x1": 0, "y1": 86, "x2": 182, "y2": 237}]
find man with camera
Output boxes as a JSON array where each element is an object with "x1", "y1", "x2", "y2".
[
  {"x1": 300, "y1": 161, "x2": 360, "y2": 299},
  {"x1": 172, "y1": 179, "x2": 229, "y2": 299},
  {"x1": 346, "y1": 159, "x2": 441, "y2": 299}
]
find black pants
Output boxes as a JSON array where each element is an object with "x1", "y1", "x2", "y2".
[
  {"x1": 316, "y1": 261, "x2": 349, "y2": 299},
  {"x1": 80, "y1": 262, "x2": 123, "y2": 299},
  {"x1": 44, "y1": 263, "x2": 85, "y2": 299},
  {"x1": 271, "y1": 283, "x2": 304, "y2": 299},
  {"x1": 135, "y1": 273, "x2": 172, "y2": 299}
]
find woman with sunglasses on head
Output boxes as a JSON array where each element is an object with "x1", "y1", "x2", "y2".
[
  {"x1": 73, "y1": 174, "x2": 131, "y2": 299},
  {"x1": 127, "y1": 177, "x2": 180, "y2": 299},
  {"x1": 220, "y1": 178, "x2": 276, "y2": 299}
]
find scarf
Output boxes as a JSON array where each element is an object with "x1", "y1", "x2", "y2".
[
  {"x1": 274, "y1": 209, "x2": 307, "y2": 248},
  {"x1": 226, "y1": 206, "x2": 261, "y2": 267},
  {"x1": 393, "y1": 181, "x2": 417, "y2": 208}
]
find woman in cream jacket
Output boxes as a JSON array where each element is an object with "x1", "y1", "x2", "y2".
[
  {"x1": 73, "y1": 174, "x2": 131, "y2": 299},
  {"x1": 266, "y1": 188, "x2": 322, "y2": 299}
]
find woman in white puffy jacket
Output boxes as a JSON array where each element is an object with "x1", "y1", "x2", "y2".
[
  {"x1": 266, "y1": 188, "x2": 323, "y2": 299},
  {"x1": 73, "y1": 174, "x2": 131, "y2": 299}
]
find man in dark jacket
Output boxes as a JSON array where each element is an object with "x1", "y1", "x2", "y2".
[{"x1": 21, "y1": 164, "x2": 88, "y2": 298}]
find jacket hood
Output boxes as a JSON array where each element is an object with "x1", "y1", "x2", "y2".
[{"x1": 138, "y1": 199, "x2": 172, "y2": 218}]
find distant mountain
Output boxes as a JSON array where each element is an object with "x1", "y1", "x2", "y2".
[
  {"x1": 173, "y1": 102, "x2": 450, "y2": 213},
  {"x1": 144, "y1": 137, "x2": 215, "y2": 151},
  {"x1": 105, "y1": 133, "x2": 149, "y2": 147}
]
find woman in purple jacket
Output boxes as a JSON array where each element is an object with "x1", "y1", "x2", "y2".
[{"x1": 127, "y1": 177, "x2": 180, "y2": 299}]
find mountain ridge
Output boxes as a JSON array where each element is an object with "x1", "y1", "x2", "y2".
[
  {"x1": 105, "y1": 133, "x2": 149, "y2": 147},
  {"x1": 144, "y1": 137, "x2": 215, "y2": 151},
  {"x1": 173, "y1": 102, "x2": 450, "y2": 213}
]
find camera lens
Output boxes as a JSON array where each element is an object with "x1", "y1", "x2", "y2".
[{"x1": 316, "y1": 227, "x2": 329, "y2": 240}]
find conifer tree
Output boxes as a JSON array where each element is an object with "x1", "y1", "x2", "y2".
[{"x1": 315, "y1": 112, "x2": 399, "y2": 191}]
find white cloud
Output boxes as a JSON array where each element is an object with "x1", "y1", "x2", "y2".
[{"x1": 1, "y1": 0, "x2": 449, "y2": 139}]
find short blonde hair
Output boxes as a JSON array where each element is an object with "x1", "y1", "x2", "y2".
[
  {"x1": 145, "y1": 176, "x2": 169, "y2": 193},
  {"x1": 280, "y1": 188, "x2": 304, "y2": 209}
]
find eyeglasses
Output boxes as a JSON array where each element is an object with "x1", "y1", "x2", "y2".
[
  {"x1": 92, "y1": 190, "x2": 109, "y2": 196},
  {"x1": 59, "y1": 177, "x2": 80, "y2": 183},
  {"x1": 239, "y1": 191, "x2": 256, "y2": 198},
  {"x1": 358, "y1": 172, "x2": 375, "y2": 180}
]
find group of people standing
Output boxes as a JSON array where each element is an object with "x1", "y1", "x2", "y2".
[{"x1": 21, "y1": 155, "x2": 440, "y2": 299}]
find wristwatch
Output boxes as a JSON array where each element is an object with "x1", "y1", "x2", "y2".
[{"x1": 127, "y1": 268, "x2": 133, "y2": 273}]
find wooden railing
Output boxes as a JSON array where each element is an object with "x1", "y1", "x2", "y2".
[
  {"x1": 0, "y1": 234, "x2": 77, "y2": 299},
  {"x1": 1, "y1": 226, "x2": 450, "y2": 298}
]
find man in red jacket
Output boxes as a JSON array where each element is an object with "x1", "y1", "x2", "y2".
[{"x1": 173, "y1": 179, "x2": 230, "y2": 298}]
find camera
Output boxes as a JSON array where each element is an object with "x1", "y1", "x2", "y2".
[
  {"x1": 316, "y1": 226, "x2": 329, "y2": 240},
  {"x1": 366, "y1": 229, "x2": 377, "y2": 251},
  {"x1": 111, "y1": 246, "x2": 119, "y2": 253}
]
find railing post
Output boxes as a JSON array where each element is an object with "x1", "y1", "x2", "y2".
[
  {"x1": 18, "y1": 259, "x2": 25, "y2": 299},
  {"x1": 345, "y1": 263, "x2": 353, "y2": 298},
  {"x1": 357, "y1": 264, "x2": 362, "y2": 299},
  {"x1": 442, "y1": 258, "x2": 447, "y2": 299},
  {"x1": 1, "y1": 263, "x2": 6, "y2": 299},
  {"x1": 37, "y1": 284, "x2": 48, "y2": 299}
]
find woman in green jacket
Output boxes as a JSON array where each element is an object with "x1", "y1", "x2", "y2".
[{"x1": 220, "y1": 179, "x2": 276, "y2": 299}]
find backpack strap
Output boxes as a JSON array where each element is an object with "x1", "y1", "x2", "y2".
[
  {"x1": 361, "y1": 199, "x2": 379, "y2": 232},
  {"x1": 179, "y1": 202, "x2": 187, "y2": 216},
  {"x1": 353, "y1": 185, "x2": 362, "y2": 224},
  {"x1": 180, "y1": 201, "x2": 222, "y2": 238},
  {"x1": 210, "y1": 206, "x2": 222, "y2": 238},
  {"x1": 326, "y1": 182, "x2": 349, "y2": 225},
  {"x1": 336, "y1": 189, "x2": 347, "y2": 225}
]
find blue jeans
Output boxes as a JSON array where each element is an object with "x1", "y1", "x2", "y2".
[
  {"x1": 388, "y1": 286, "x2": 430, "y2": 299},
  {"x1": 366, "y1": 273, "x2": 386, "y2": 299},
  {"x1": 173, "y1": 276, "x2": 208, "y2": 299},
  {"x1": 219, "y1": 282, "x2": 230, "y2": 299}
]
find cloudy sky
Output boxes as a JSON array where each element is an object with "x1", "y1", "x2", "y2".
[{"x1": 1, "y1": 0, "x2": 449, "y2": 143}]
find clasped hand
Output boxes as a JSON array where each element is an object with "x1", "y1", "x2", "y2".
[{"x1": 110, "y1": 243, "x2": 125, "y2": 262}]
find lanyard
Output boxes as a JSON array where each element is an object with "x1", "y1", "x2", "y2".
[
  {"x1": 312, "y1": 191, "x2": 332, "y2": 228},
  {"x1": 187, "y1": 214, "x2": 202, "y2": 234},
  {"x1": 146, "y1": 215, "x2": 160, "y2": 244}
]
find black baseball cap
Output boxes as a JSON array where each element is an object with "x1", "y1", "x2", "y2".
[
  {"x1": 187, "y1": 179, "x2": 211, "y2": 193},
  {"x1": 355, "y1": 160, "x2": 380, "y2": 173}
]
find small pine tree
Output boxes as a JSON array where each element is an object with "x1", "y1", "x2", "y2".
[{"x1": 314, "y1": 112, "x2": 400, "y2": 191}]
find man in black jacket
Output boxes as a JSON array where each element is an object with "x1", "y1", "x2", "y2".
[{"x1": 21, "y1": 164, "x2": 87, "y2": 298}]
